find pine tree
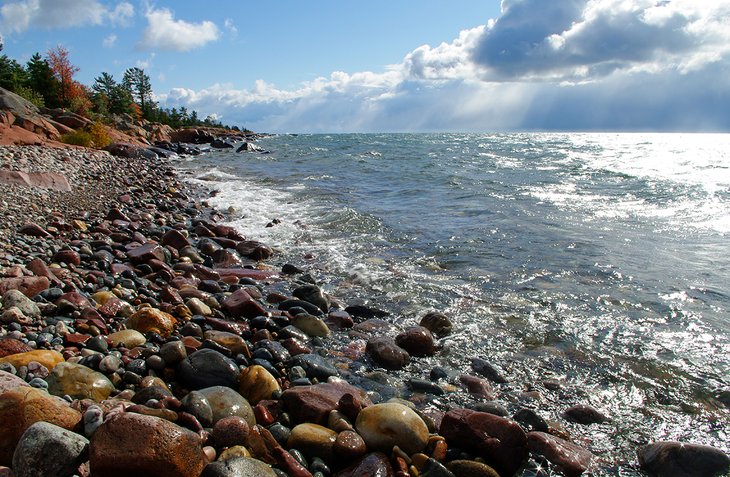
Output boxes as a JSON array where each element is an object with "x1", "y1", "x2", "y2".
[
  {"x1": 122, "y1": 67, "x2": 153, "y2": 116},
  {"x1": 26, "y1": 53, "x2": 60, "y2": 107}
]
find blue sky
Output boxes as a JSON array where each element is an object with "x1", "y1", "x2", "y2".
[{"x1": 1, "y1": 0, "x2": 729, "y2": 133}]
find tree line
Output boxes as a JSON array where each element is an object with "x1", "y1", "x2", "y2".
[{"x1": 0, "y1": 43, "x2": 240, "y2": 131}]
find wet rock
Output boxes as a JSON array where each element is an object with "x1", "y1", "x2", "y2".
[
  {"x1": 446, "y1": 460, "x2": 500, "y2": 477},
  {"x1": 2, "y1": 290, "x2": 40, "y2": 317},
  {"x1": 0, "y1": 387, "x2": 82, "y2": 465},
  {"x1": 204, "y1": 330, "x2": 248, "y2": 356},
  {"x1": 161, "y1": 229, "x2": 191, "y2": 250},
  {"x1": 239, "y1": 364, "x2": 281, "y2": 405},
  {"x1": 439, "y1": 408, "x2": 528, "y2": 477},
  {"x1": 181, "y1": 390, "x2": 214, "y2": 427},
  {"x1": 333, "y1": 452, "x2": 394, "y2": 477},
  {"x1": 188, "y1": 297, "x2": 213, "y2": 316},
  {"x1": 89, "y1": 411, "x2": 206, "y2": 477},
  {"x1": 395, "y1": 326, "x2": 436, "y2": 357},
  {"x1": 366, "y1": 337, "x2": 410, "y2": 370},
  {"x1": 355, "y1": 402, "x2": 429, "y2": 455},
  {"x1": 46, "y1": 362, "x2": 115, "y2": 401},
  {"x1": 212, "y1": 415, "x2": 250, "y2": 448},
  {"x1": 222, "y1": 289, "x2": 267, "y2": 319},
  {"x1": 528, "y1": 431, "x2": 594, "y2": 477},
  {"x1": 53, "y1": 249, "x2": 81, "y2": 266},
  {"x1": 563, "y1": 404, "x2": 609, "y2": 425},
  {"x1": 291, "y1": 314, "x2": 331, "y2": 338},
  {"x1": 419, "y1": 311, "x2": 452, "y2": 337},
  {"x1": 12, "y1": 421, "x2": 89, "y2": 477},
  {"x1": 470, "y1": 357, "x2": 508, "y2": 384},
  {"x1": 201, "y1": 456, "x2": 277, "y2": 477},
  {"x1": 198, "y1": 386, "x2": 255, "y2": 426},
  {"x1": 178, "y1": 349, "x2": 240, "y2": 389},
  {"x1": 281, "y1": 382, "x2": 372, "y2": 425},
  {"x1": 288, "y1": 423, "x2": 337, "y2": 462},
  {"x1": 83, "y1": 405, "x2": 104, "y2": 437},
  {"x1": 127, "y1": 243, "x2": 167, "y2": 264},
  {"x1": 108, "y1": 329, "x2": 146, "y2": 348},
  {"x1": 0, "y1": 277, "x2": 49, "y2": 299},
  {"x1": 292, "y1": 285, "x2": 330, "y2": 313},
  {"x1": 638, "y1": 441, "x2": 729, "y2": 477},
  {"x1": 459, "y1": 375, "x2": 495, "y2": 400},
  {"x1": 160, "y1": 340, "x2": 187, "y2": 365},
  {"x1": 291, "y1": 353, "x2": 339, "y2": 381},
  {"x1": 0, "y1": 350, "x2": 64, "y2": 371},
  {"x1": 235, "y1": 240, "x2": 273, "y2": 261},
  {"x1": 514, "y1": 408, "x2": 549, "y2": 432},
  {"x1": 125, "y1": 307, "x2": 177, "y2": 337},
  {"x1": 420, "y1": 458, "x2": 455, "y2": 477},
  {"x1": 333, "y1": 429, "x2": 367, "y2": 459}
]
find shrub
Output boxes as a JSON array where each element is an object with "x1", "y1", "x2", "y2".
[
  {"x1": 87, "y1": 121, "x2": 110, "y2": 148},
  {"x1": 60, "y1": 130, "x2": 92, "y2": 147}
]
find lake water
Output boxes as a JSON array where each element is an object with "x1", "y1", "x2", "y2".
[{"x1": 180, "y1": 132, "x2": 729, "y2": 474}]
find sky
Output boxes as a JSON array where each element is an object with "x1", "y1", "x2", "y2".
[{"x1": 1, "y1": 0, "x2": 729, "y2": 133}]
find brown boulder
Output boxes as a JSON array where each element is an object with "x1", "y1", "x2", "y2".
[
  {"x1": 440, "y1": 408, "x2": 528, "y2": 477},
  {"x1": 126, "y1": 307, "x2": 177, "y2": 337},
  {"x1": 0, "y1": 387, "x2": 82, "y2": 465},
  {"x1": 0, "y1": 338, "x2": 32, "y2": 359},
  {"x1": 127, "y1": 243, "x2": 166, "y2": 264},
  {"x1": 281, "y1": 382, "x2": 372, "y2": 425},
  {"x1": 89, "y1": 411, "x2": 206, "y2": 477},
  {"x1": 395, "y1": 326, "x2": 436, "y2": 357},
  {"x1": 527, "y1": 431, "x2": 594, "y2": 477},
  {"x1": 365, "y1": 337, "x2": 410, "y2": 370}
]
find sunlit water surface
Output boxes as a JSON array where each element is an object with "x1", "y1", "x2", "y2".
[{"x1": 179, "y1": 133, "x2": 729, "y2": 475}]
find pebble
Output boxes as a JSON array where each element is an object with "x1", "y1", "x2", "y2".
[
  {"x1": 287, "y1": 423, "x2": 338, "y2": 462},
  {"x1": 212, "y1": 415, "x2": 251, "y2": 448},
  {"x1": 198, "y1": 385, "x2": 255, "y2": 426},
  {"x1": 333, "y1": 430, "x2": 367, "y2": 459},
  {"x1": 200, "y1": 456, "x2": 277, "y2": 477},
  {"x1": 107, "y1": 329, "x2": 146, "y2": 348},
  {"x1": 355, "y1": 402, "x2": 429, "y2": 455},
  {"x1": 45, "y1": 361, "x2": 115, "y2": 401},
  {"x1": 365, "y1": 337, "x2": 410, "y2": 370},
  {"x1": 239, "y1": 364, "x2": 281, "y2": 405},
  {"x1": 1, "y1": 290, "x2": 40, "y2": 317},
  {"x1": 177, "y1": 349, "x2": 240, "y2": 389}
]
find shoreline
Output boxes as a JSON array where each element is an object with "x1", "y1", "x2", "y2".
[{"x1": 0, "y1": 143, "x2": 727, "y2": 477}]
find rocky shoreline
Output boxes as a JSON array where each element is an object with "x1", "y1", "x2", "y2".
[{"x1": 0, "y1": 144, "x2": 728, "y2": 477}]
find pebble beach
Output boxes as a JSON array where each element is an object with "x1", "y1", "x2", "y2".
[{"x1": 0, "y1": 143, "x2": 728, "y2": 477}]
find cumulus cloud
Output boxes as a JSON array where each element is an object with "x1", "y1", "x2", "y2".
[
  {"x1": 0, "y1": 0, "x2": 133, "y2": 33},
  {"x1": 102, "y1": 33, "x2": 117, "y2": 48},
  {"x1": 159, "y1": 0, "x2": 730, "y2": 132},
  {"x1": 139, "y1": 7, "x2": 219, "y2": 52}
]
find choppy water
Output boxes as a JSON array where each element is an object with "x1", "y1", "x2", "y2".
[{"x1": 180, "y1": 133, "x2": 729, "y2": 474}]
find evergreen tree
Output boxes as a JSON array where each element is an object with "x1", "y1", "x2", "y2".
[
  {"x1": 0, "y1": 55, "x2": 27, "y2": 91},
  {"x1": 122, "y1": 67, "x2": 153, "y2": 116},
  {"x1": 26, "y1": 53, "x2": 59, "y2": 107}
]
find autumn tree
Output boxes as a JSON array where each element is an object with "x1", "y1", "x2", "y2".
[
  {"x1": 122, "y1": 67, "x2": 153, "y2": 116},
  {"x1": 47, "y1": 45, "x2": 89, "y2": 113}
]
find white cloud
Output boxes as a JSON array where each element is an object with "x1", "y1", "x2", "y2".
[
  {"x1": 0, "y1": 0, "x2": 134, "y2": 33},
  {"x1": 224, "y1": 18, "x2": 238, "y2": 38},
  {"x1": 159, "y1": 0, "x2": 730, "y2": 132},
  {"x1": 140, "y1": 7, "x2": 219, "y2": 52},
  {"x1": 102, "y1": 34, "x2": 117, "y2": 48}
]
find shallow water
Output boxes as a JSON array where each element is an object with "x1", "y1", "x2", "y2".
[{"x1": 180, "y1": 132, "x2": 729, "y2": 474}]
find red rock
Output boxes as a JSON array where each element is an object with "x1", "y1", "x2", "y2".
[
  {"x1": 459, "y1": 375, "x2": 496, "y2": 399},
  {"x1": 281, "y1": 338, "x2": 311, "y2": 356},
  {"x1": 365, "y1": 337, "x2": 410, "y2": 370},
  {"x1": 527, "y1": 431, "x2": 594, "y2": 477},
  {"x1": 160, "y1": 287, "x2": 184, "y2": 305},
  {"x1": 89, "y1": 411, "x2": 206, "y2": 477},
  {"x1": 212, "y1": 416, "x2": 250, "y2": 448},
  {"x1": 222, "y1": 289, "x2": 267, "y2": 319},
  {"x1": 281, "y1": 382, "x2": 372, "y2": 425},
  {"x1": 245, "y1": 425, "x2": 278, "y2": 465},
  {"x1": 333, "y1": 452, "x2": 394, "y2": 477},
  {"x1": 325, "y1": 310, "x2": 354, "y2": 330},
  {"x1": 107, "y1": 208, "x2": 131, "y2": 221},
  {"x1": 395, "y1": 326, "x2": 436, "y2": 357},
  {"x1": 127, "y1": 243, "x2": 166, "y2": 265},
  {"x1": 333, "y1": 430, "x2": 367, "y2": 459},
  {"x1": 439, "y1": 408, "x2": 528, "y2": 477},
  {"x1": 235, "y1": 240, "x2": 273, "y2": 261},
  {"x1": 215, "y1": 268, "x2": 277, "y2": 280},
  {"x1": 98, "y1": 298, "x2": 126, "y2": 318},
  {"x1": 53, "y1": 249, "x2": 81, "y2": 266},
  {"x1": 204, "y1": 316, "x2": 249, "y2": 335},
  {"x1": 0, "y1": 276, "x2": 49, "y2": 298},
  {"x1": 273, "y1": 447, "x2": 313, "y2": 477},
  {"x1": 0, "y1": 338, "x2": 32, "y2": 358},
  {"x1": 161, "y1": 229, "x2": 190, "y2": 250},
  {"x1": 26, "y1": 258, "x2": 62, "y2": 286},
  {"x1": 55, "y1": 292, "x2": 92, "y2": 309}
]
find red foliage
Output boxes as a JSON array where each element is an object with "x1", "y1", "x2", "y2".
[{"x1": 47, "y1": 45, "x2": 90, "y2": 111}]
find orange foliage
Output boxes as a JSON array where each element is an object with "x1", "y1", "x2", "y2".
[{"x1": 47, "y1": 45, "x2": 90, "y2": 112}]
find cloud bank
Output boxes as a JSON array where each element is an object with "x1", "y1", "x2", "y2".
[
  {"x1": 139, "y1": 7, "x2": 220, "y2": 52},
  {"x1": 158, "y1": 0, "x2": 730, "y2": 132},
  {"x1": 0, "y1": 0, "x2": 133, "y2": 33}
]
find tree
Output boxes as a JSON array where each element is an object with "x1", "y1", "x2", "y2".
[
  {"x1": 122, "y1": 67, "x2": 153, "y2": 116},
  {"x1": 26, "y1": 53, "x2": 59, "y2": 107},
  {"x1": 47, "y1": 45, "x2": 88, "y2": 111},
  {"x1": 0, "y1": 55, "x2": 26, "y2": 91}
]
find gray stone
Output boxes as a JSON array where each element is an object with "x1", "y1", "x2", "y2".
[
  {"x1": 291, "y1": 353, "x2": 339, "y2": 381},
  {"x1": 198, "y1": 386, "x2": 255, "y2": 426},
  {"x1": 1, "y1": 290, "x2": 40, "y2": 317},
  {"x1": 177, "y1": 349, "x2": 239, "y2": 389},
  {"x1": 12, "y1": 421, "x2": 89, "y2": 477},
  {"x1": 292, "y1": 285, "x2": 330, "y2": 313},
  {"x1": 201, "y1": 456, "x2": 277, "y2": 477}
]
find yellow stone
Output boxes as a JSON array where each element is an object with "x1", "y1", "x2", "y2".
[
  {"x1": 287, "y1": 423, "x2": 337, "y2": 461},
  {"x1": 45, "y1": 362, "x2": 115, "y2": 401},
  {"x1": 0, "y1": 350, "x2": 64, "y2": 371},
  {"x1": 218, "y1": 446, "x2": 251, "y2": 461},
  {"x1": 72, "y1": 220, "x2": 88, "y2": 231},
  {"x1": 125, "y1": 307, "x2": 176, "y2": 337},
  {"x1": 355, "y1": 402, "x2": 429, "y2": 455},
  {"x1": 238, "y1": 365, "x2": 280, "y2": 405},
  {"x1": 91, "y1": 291, "x2": 117, "y2": 306},
  {"x1": 108, "y1": 329, "x2": 147, "y2": 348}
]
